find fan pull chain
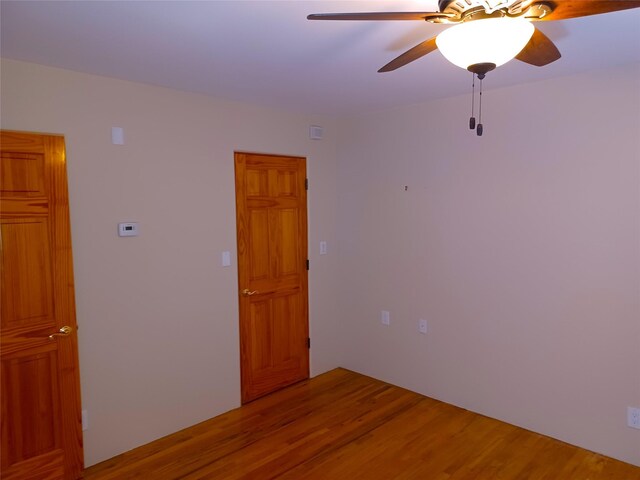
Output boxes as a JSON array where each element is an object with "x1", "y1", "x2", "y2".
[
  {"x1": 477, "y1": 76, "x2": 484, "y2": 136},
  {"x1": 469, "y1": 73, "x2": 476, "y2": 130}
]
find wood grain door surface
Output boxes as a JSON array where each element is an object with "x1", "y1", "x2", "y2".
[
  {"x1": 235, "y1": 152, "x2": 309, "y2": 403},
  {"x1": 0, "y1": 131, "x2": 83, "y2": 479}
]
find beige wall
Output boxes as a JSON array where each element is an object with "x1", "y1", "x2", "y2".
[
  {"x1": 335, "y1": 64, "x2": 640, "y2": 466},
  {"x1": 2, "y1": 57, "x2": 639, "y2": 468},
  {"x1": 0, "y1": 59, "x2": 341, "y2": 466}
]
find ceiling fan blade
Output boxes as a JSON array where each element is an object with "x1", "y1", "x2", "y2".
[
  {"x1": 515, "y1": 27, "x2": 561, "y2": 66},
  {"x1": 530, "y1": 0, "x2": 640, "y2": 21},
  {"x1": 307, "y1": 12, "x2": 450, "y2": 21},
  {"x1": 378, "y1": 37, "x2": 438, "y2": 73}
]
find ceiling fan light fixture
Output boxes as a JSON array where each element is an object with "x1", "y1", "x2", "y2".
[{"x1": 435, "y1": 17, "x2": 535, "y2": 71}]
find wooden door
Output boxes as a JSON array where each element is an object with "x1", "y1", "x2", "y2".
[
  {"x1": 0, "y1": 131, "x2": 83, "y2": 479},
  {"x1": 235, "y1": 152, "x2": 309, "y2": 403}
]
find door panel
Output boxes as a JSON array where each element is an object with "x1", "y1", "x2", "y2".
[
  {"x1": 1, "y1": 219, "x2": 55, "y2": 329},
  {"x1": 235, "y1": 152, "x2": 308, "y2": 403},
  {"x1": 0, "y1": 152, "x2": 47, "y2": 197},
  {"x1": 273, "y1": 208, "x2": 300, "y2": 276},
  {"x1": 0, "y1": 131, "x2": 83, "y2": 480},
  {"x1": 249, "y1": 210, "x2": 270, "y2": 280},
  {"x1": 2, "y1": 346, "x2": 61, "y2": 465}
]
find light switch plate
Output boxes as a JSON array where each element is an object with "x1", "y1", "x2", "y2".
[{"x1": 111, "y1": 126, "x2": 124, "y2": 145}]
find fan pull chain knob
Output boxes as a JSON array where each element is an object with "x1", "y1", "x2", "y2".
[
  {"x1": 469, "y1": 73, "x2": 476, "y2": 129},
  {"x1": 477, "y1": 123, "x2": 483, "y2": 136}
]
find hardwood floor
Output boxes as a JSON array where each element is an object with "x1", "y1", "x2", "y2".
[{"x1": 83, "y1": 368, "x2": 640, "y2": 479}]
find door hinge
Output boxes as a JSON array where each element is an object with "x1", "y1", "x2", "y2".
[
  {"x1": 307, "y1": 337, "x2": 311, "y2": 349},
  {"x1": 305, "y1": 178, "x2": 308, "y2": 190},
  {"x1": 306, "y1": 259, "x2": 309, "y2": 270}
]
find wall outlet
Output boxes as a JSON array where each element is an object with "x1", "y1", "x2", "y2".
[
  {"x1": 628, "y1": 407, "x2": 640, "y2": 429},
  {"x1": 418, "y1": 319, "x2": 428, "y2": 335},
  {"x1": 82, "y1": 409, "x2": 89, "y2": 431},
  {"x1": 381, "y1": 310, "x2": 390, "y2": 326}
]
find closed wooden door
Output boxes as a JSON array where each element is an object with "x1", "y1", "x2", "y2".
[
  {"x1": 235, "y1": 152, "x2": 309, "y2": 403},
  {"x1": 0, "y1": 131, "x2": 83, "y2": 479}
]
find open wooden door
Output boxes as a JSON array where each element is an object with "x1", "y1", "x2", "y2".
[
  {"x1": 0, "y1": 131, "x2": 83, "y2": 479},
  {"x1": 235, "y1": 152, "x2": 309, "y2": 403}
]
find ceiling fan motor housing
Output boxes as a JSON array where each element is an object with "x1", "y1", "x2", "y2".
[{"x1": 438, "y1": 0, "x2": 529, "y2": 17}]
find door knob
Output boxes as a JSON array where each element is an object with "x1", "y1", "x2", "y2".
[
  {"x1": 48, "y1": 326, "x2": 73, "y2": 339},
  {"x1": 242, "y1": 289, "x2": 258, "y2": 296}
]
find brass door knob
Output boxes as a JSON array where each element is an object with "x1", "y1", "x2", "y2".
[
  {"x1": 48, "y1": 326, "x2": 73, "y2": 339},
  {"x1": 242, "y1": 289, "x2": 258, "y2": 296}
]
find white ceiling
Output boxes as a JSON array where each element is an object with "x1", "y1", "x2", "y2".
[{"x1": 2, "y1": 1, "x2": 639, "y2": 116}]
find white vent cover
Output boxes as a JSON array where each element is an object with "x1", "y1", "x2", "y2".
[{"x1": 309, "y1": 125, "x2": 323, "y2": 140}]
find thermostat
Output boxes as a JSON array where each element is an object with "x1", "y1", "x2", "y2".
[{"x1": 118, "y1": 222, "x2": 139, "y2": 237}]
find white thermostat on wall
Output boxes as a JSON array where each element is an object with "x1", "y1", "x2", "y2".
[{"x1": 118, "y1": 222, "x2": 139, "y2": 237}]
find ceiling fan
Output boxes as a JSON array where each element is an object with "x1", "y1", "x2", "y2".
[
  {"x1": 308, "y1": 0, "x2": 640, "y2": 135},
  {"x1": 308, "y1": 0, "x2": 640, "y2": 75}
]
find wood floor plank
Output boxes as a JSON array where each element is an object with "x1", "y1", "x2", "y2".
[
  {"x1": 84, "y1": 369, "x2": 372, "y2": 479},
  {"x1": 82, "y1": 368, "x2": 640, "y2": 480}
]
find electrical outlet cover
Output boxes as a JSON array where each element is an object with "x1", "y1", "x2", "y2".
[
  {"x1": 628, "y1": 407, "x2": 640, "y2": 429},
  {"x1": 419, "y1": 319, "x2": 428, "y2": 334}
]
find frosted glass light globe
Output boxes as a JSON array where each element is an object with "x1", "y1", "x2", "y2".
[{"x1": 436, "y1": 17, "x2": 535, "y2": 70}]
